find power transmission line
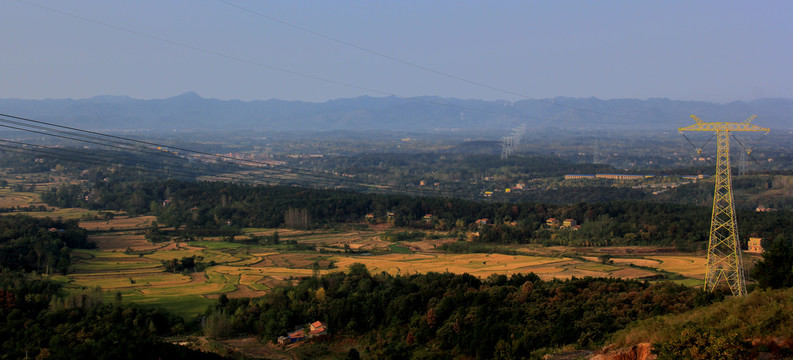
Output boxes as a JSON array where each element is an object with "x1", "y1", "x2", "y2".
[{"x1": 0, "y1": 112, "x2": 461, "y2": 197}]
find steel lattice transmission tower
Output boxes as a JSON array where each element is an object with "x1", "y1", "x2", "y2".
[{"x1": 679, "y1": 115, "x2": 768, "y2": 296}]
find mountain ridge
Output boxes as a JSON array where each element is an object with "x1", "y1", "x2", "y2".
[{"x1": 0, "y1": 93, "x2": 790, "y2": 132}]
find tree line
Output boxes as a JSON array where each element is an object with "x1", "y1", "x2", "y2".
[{"x1": 41, "y1": 179, "x2": 793, "y2": 248}]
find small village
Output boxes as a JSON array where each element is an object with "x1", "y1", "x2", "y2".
[{"x1": 277, "y1": 321, "x2": 328, "y2": 346}]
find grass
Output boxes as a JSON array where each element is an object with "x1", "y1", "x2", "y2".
[
  {"x1": 72, "y1": 261, "x2": 161, "y2": 271},
  {"x1": 46, "y1": 275, "x2": 72, "y2": 284},
  {"x1": 672, "y1": 278, "x2": 703, "y2": 287},
  {"x1": 388, "y1": 244, "x2": 412, "y2": 254},
  {"x1": 110, "y1": 289, "x2": 214, "y2": 319},
  {"x1": 240, "y1": 227, "x2": 279, "y2": 234},
  {"x1": 575, "y1": 262, "x2": 622, "y2": 272},
  {"x1": 610, "y1": 287, "x2": 793, "y2": 347},
  {"x1": 190, "y1": 240, "x2": 250, "y2": 249},
  {"x1": 18, "y1": 207, "x2": 99, "y2": 220},
  {"x1": 248, "y1": 283, "x2": 270, "y2": 291}
]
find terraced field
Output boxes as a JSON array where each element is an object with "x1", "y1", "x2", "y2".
[
  {"x1": 59, "y1": 218, "x2": 708, "y2": 319},
  {"x1": 0, "y1": 189, "x2": 42, "y2": 207},
  {"x1": 645, "y1": 255, "x2": 708, "y2": 279}
]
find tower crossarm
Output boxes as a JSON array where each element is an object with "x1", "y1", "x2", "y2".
[{"x1": 678, "y1": 115, "x2": 769, "y2": 132}]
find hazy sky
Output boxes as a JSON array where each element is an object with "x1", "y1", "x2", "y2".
[{"x1": 2, "y1": 0, "x2": 791, "y2": 102}]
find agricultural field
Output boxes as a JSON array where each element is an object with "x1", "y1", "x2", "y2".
[
  {"x1": 0, "y1": 188, "x2": 104, "y2": 219},
  {"x1": 0, "y1": 183, "x2": 724, "y2": 320},
  {"x1": 0, "y1": 188, "x2": 43, "y2": 208},
  {"x1": 54, "y1": 216, "x2": 714, "y2": 319},
  {"x1": 0, "y1": 182, "x2": 716, "y2": 318}
]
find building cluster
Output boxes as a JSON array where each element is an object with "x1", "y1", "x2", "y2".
[
  {"x1": 474, "y1": 218, "x2": 490, "y2": 225},
  {"x1": 278, "y1": 321, "x2": 328, "y2": 345},
  {"x1": 481, "y1": 182, "x2": 530, "y2": 197},
  {"x1": 755, "y1": 205, "x2": 777, "y2": 212},
  {"x1": 564, "y1": 174, "x2": 706, "y2": 181},
  {"x1": 545, "y1": 218, "x2": 580, "y2": 231}
]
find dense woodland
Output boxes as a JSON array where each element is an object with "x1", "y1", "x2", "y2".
[
  {"x1": 0, "y1": 215, "x2": 226, "y2": 359},
  {"x1": 206, "y1": 265, "x2": 718, "y2": 359},
  {"x1": 0, "y1": 272, "x2": 226, "y2": 360},
  {"x1": 42, "y1": 179, "x2": 793, "y2": 248},
  {"x1": 0, "y1": 215, "x2": 92, "y2": 274}
]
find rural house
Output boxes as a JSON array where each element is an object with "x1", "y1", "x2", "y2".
[{"x1": 747, "y1": 237, "x2": 764, "y2": 253}]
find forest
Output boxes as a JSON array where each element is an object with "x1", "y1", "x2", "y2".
[
  {"x1": 0, "y1": 272, "x2": 226, "y2": 360},
  {"x1": 0, "y1": 215, "x2": 93, "y2": 274},
  {"x1": 41, "y1": 179, "x2": 793, "y2": 248},
  {"x1": 203, "y1": 264, "x2": 719, "y2": 359}
]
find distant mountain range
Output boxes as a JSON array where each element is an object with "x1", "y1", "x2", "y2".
[{"x1": 0, "y1": 92, "x2": 790, "y2": 132}]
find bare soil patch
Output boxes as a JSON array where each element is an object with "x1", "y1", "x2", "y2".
[
  {"x1": 189, "y1": 272, "x2": 207, "y2": 283},
  {"x1": 582, "y1": 257, "x2": 662, "y2": 267},
  {"x1": 81, "y1": 215, "x2": 157, "y2": 231},
  {"x1": 251, "y1": 253, "x2": 333, "y2": 269},
  {"x1": 90, "y1": 233, "x2": 155, "y2": 251},
  {"x1": 206, "y1": 284, "x2": 268, "y2": 299},
  {"x1": 408, "y1": 238, "x2": 457, "y2": 252}
]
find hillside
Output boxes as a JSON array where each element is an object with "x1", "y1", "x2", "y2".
[{"x1": 601, "y1": 287, "x2": 793, "y2": 359}]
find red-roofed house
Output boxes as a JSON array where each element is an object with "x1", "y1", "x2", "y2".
[{"x1": 308, "y1": 321, "x2": 328, "y2": 337}]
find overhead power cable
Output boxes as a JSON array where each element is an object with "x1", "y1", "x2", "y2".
[
  {"x1": 0, "y1": 112, "x2": 362, "y2": 184},
  {"x1": 0, "y1": 137, "x2": 276, "y2": 184},
  {"x1": 0, "y1": 112, "x2": 460, "y2": 197},
  {"x1": 0, "y1": 141, "x2": 231, "y2": 183}
]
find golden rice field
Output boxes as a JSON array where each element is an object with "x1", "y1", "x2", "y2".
[
  {"x1": 645, "y1": 255, "x2": 708, "y2": 279},
  {"x1": 0, "y1": 189, "x2": 101, "y2": 219},
  {"x1": 55, "y1": 218, "x2": 708, "y2": 318},
  {"x1": 0, "y1": 189, "x2": 41, "y2": 207}
]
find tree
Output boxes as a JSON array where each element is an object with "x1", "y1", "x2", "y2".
[
  {"x1": 344, "y1": 348, "x2": 361, "y2": 360},
  {"x1": 654, "y1": 327, "x2": 750, "y2": 360},
  {"x1": 751, "y1": 238, "x2": 793, "y2": 289},
  {"x1": 284, "y1": 207, "x2": 311, "y2": 229},
  {"x1": 203, "y1": 310, "x2": 231, "y2": 339}
]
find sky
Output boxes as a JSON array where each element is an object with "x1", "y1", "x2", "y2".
[{"x1": 1, "y1": 0, "x2": 792, "y2": 103}]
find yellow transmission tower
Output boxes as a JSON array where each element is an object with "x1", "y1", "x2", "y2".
[{"x1": 679, "y1": 114, "x2": 769, "y2": 296}]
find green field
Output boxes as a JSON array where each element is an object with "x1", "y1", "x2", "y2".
[{"x1": 388, "y1": 244, "x2": 412, "y2": 254}]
